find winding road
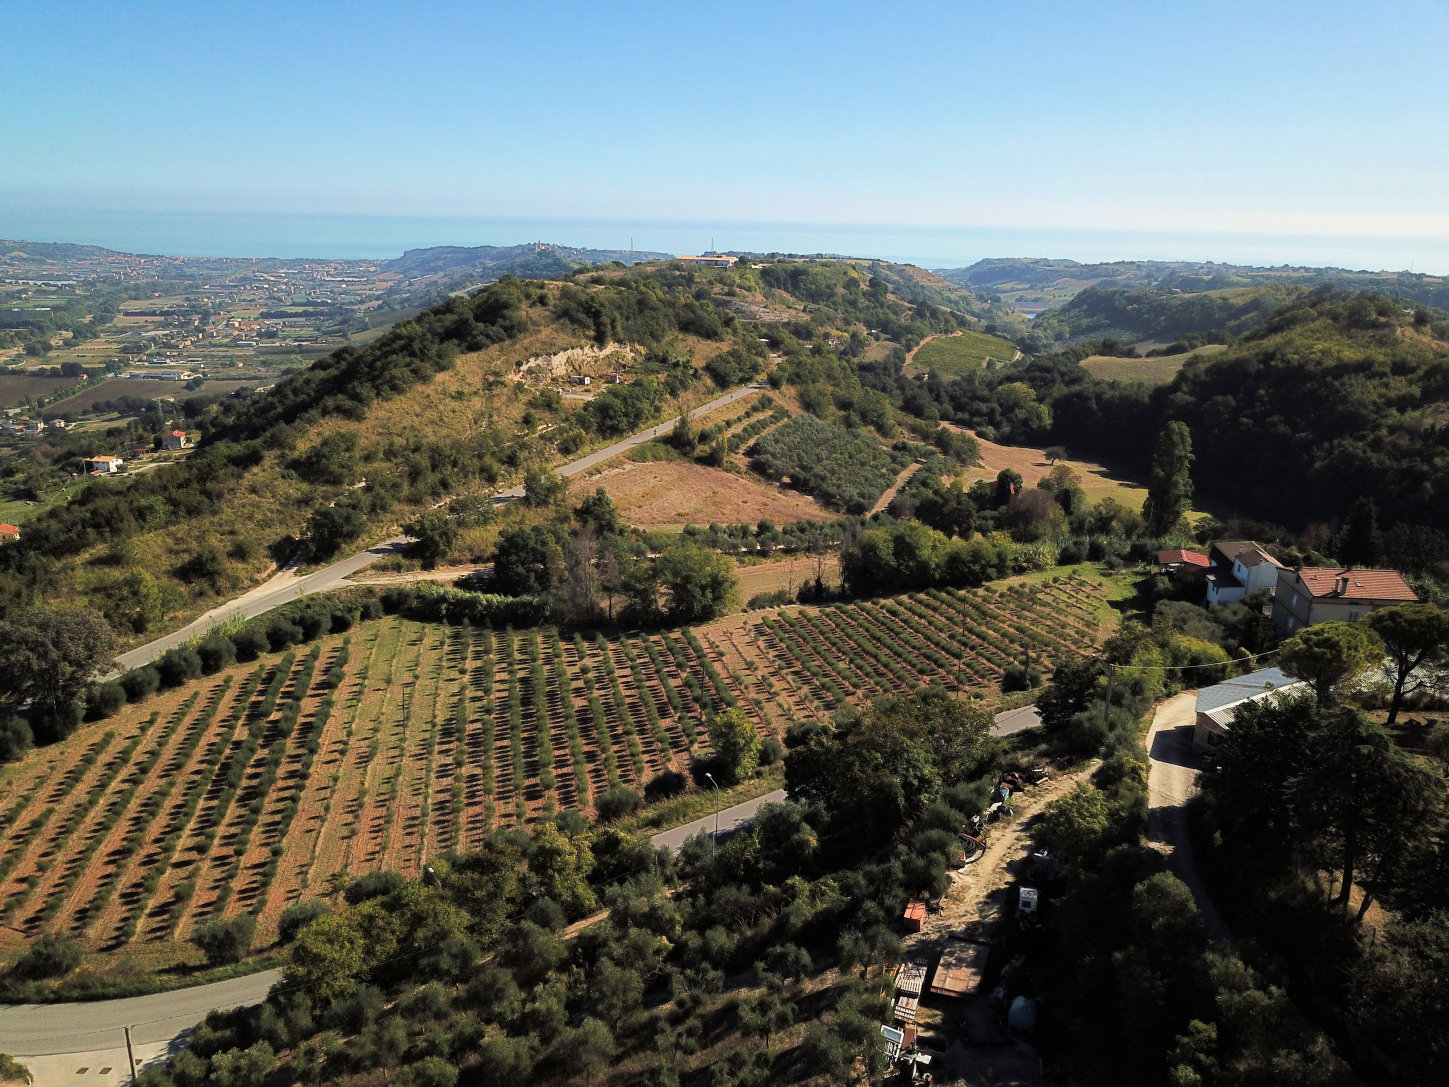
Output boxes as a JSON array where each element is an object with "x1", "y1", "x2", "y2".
[{"x1": 113, "y1": 381, "x2": 766, "y2": 673}]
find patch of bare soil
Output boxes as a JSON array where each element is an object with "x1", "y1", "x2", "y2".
[{"x1": 571, "y1": 459, "x2": 834, "y2": 527}]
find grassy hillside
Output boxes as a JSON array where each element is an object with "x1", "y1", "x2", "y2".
[
  {"x1": 0, "y1": 260, "x2": 974, "y2": 640},
  {"x1": 1078, "y1": 343, "x2": 1225, "y2": 385},
  {"x1": 910, "y1": 329, "x2": 1019, "y2": 375}
]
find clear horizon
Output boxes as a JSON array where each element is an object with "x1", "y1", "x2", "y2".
[{"x1": 5, "y1": 1, "x2": 1449, "y2": 273}]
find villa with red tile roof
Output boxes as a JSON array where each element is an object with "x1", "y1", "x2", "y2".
[{"x1": 1271, "y1": 566, "x2": 1418, "y2": 636}]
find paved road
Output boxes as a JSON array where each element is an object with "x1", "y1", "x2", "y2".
[
  {"x1": 112, "y1": 382, "x2": 766, "y2": 672},
  {"x1": 650, "y1": 788, "x2": 788, "y2": 854},
  {"x1": 0, "y1": 969, "x2": 282, "y2": 1059},
  {"x1": 1144, "y1": 691, "x2": 1231, "y2": 940},
  {"x1": 991, "y1": 704, "x2": 1040, "y2": 736}
]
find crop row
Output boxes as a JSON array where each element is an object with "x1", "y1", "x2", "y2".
[{"x1": 739, "y1": 578, "x2": 1107, "y2": 714}]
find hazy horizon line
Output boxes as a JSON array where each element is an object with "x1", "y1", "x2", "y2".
[{"x1": 3, "y1": 205, "x2": 1446, "y2": 275}]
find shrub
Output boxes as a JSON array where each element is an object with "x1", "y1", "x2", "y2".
[
  {"x1": 594, "y1": 785, "x2": 641, "y2": 822},
  {"x1": 31, "y1": 701, "x2": 82, "y2": 745},
  {"x1": 746, "y1": 589, "x2": 793, "y2": 610},
  {"x1": 157, "y1": 647, "x2": 203, "y2": 687},
  {"x1": 361, "y1": 598, "x2": 385, "y2": 621},
  {"x1": 644, "y1": 770, "x2": 687, "y2": 801},
  {"x1": 1001, "y1": 664, "x2": 1044, "y2": 692},
  {"x1": 197, "y1": 635, "x2": 238, "y2": 674},
  {"x1": 265, "y1": 619, "x2": 303, "y2": 651},
  {"x1": 758, "y1": 736, "x2": 785, "y2": 767},
  {"x1": 232, "y1": 626, "x2": 269, "y2": 662},
  {"x1": 398, "y1": 982, "x2": 450, "y2": 1023},
  {"x1": 85, "y1": 681, "x2": 127, "y2": 720},
  {"x1": 120, "y1": 666, "x2": 161, "y2": 702},
  {"x1": 322, "y1": 985, "x2": 385, "y2": 1034},
  {"x1": 524, "y1": 897, "x2": 567, "y2": 932},
  {"x1": 0, "y1": 1054, "x2": 32, "y2": 1085},
  {"x1": 380, "y1": 588, "x2": 416, "y2": 614},
  {"x1": 191, "y1": 914, "x2": 256, "y2": 966},
  {"x1": 343, "y1": 869, "x2": 404, "y2": 905},
  {"x1": 393, "y1": 1057, "x2": 458, "y2": 1087},
  {"x1": 297, "y1": 606, "x2": 330, "y2": 641},
  {"x1": 0, "y1": 716, "x2": 33, "y2": 763},
  {"x1": 277, "y1": 899, "x2": 330, "y2": 944},
  {"x1": 14, "y1": 933, "x2": 83, "y2": 979}
]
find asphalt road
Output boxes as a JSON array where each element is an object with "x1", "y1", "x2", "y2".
[
  {"x1": 112, "y1": 381, "x2": 766, "y2": 673},
  {"x1": 650, "y1": 788, "x2": 788, "y2": 854},
  {"x1": 0, "y1": 970, "x2": 283, "y2": 1058},
  {"x1": 1145, "y1": 691, "x2": 1231, "y2": 940},
  {"x1": 991, "y1": 704, "x2": 1040, "y2": 736}
]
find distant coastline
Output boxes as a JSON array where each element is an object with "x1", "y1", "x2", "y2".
[{"x1": 2, "y1": 204, "x2": 1447, "y2": 274}]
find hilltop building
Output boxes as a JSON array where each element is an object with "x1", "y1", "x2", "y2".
[{"x1": 677, "y1": 254, "x2": 738, "y2": 268}]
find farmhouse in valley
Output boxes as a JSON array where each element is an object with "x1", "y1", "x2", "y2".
[
  {"x1": 0, "y1": 523, "x2": 19, "y2": 543},
  {"x1": 1203, "y1": 540, "x2": 1282, "y2": 606},
  {"x1": 1193, "y1": 666, "x2": 1308, "y2": 750},
  {"x1": 162, "y1": 429, "x2": 189, "y2": 449},
  {"x1": 1271, "y1": 566, "x2": 1419, "y2": 636},
  {"x1": 83, "y1": 454, "x2": 124, "y2": 474}
]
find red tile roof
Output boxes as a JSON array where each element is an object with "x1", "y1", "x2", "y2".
[
  {"x1": 0, "y1": 523, "x2": 19, "y2": 537},
  {"x1": 1158, "y1": 549, "x2": 1210, "y2": 568},
  {"x1": 1294, "y1": 567, "x2": 1418, "y2": 602}
]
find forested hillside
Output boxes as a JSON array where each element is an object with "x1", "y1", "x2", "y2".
[
  {"x1": 907, "y1": 289, "x2": 1449, "y2": 569},
  {"x1": 1025, "y1": 284, "x2": 1299, "y2": 347}
]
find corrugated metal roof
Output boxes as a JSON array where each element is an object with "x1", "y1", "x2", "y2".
[{"x1": 1195, "y1": 667, "x2": 1302, "y2": 714}]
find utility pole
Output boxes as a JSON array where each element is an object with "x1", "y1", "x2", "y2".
[
  {"x1": 124, "y1": 1025, "x2": 138, "y2": 1086},
  {"x1": 704, "y1": 771, "x2": 721, "y2": 882}
]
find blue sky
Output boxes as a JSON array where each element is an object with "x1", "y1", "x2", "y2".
[{"x1": 4, "y1": 1, "x2": 1448, "y2": 258}]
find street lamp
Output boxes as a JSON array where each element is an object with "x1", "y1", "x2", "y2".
[{"x1": 704, "y1": 772, "x2": 721, "y2": 881}]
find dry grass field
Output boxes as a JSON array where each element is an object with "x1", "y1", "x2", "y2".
[
  {"x1": 571, "y1": 459, "x2": 834, "y2": 528},
  {"x1": 1079, "y1": 343, "x2": 1225, "y2": 385},
  {"x1": 956, "y1": 432, "x2": 1151, "y2": 509}
]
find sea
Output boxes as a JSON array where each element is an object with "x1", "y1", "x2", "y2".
[{"x1": 3, "y1": 205, "x2": 1447, "y2": 274}]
